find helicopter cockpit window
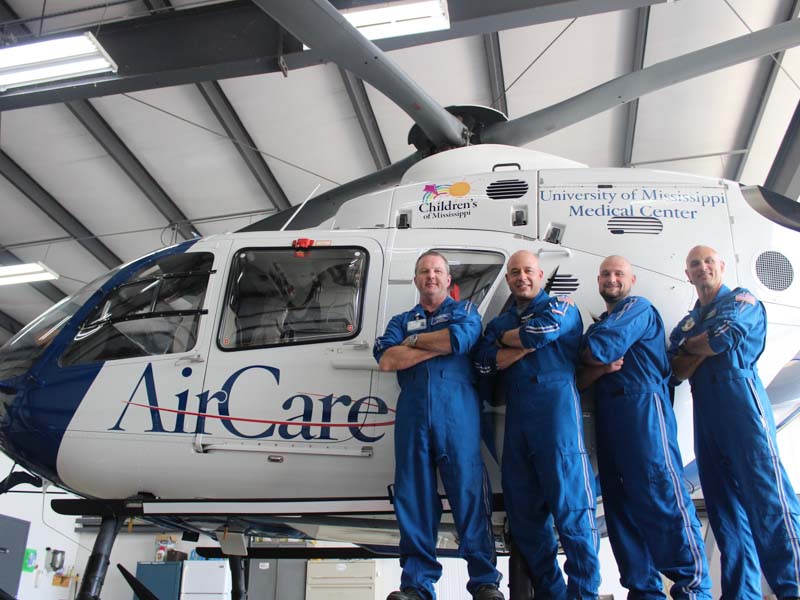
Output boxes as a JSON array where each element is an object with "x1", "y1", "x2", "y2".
[
  {"x1": 433, "y1": 250, "x2": 505, "y2": 307},
  {"x1": 219, "y1": 247, "x2": 367, "y2": 350},
  {"x1": 60, "y1": 252, "x2": 214, "y2": 365}
]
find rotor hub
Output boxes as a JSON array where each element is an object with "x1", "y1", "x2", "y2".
[{"x1": 407, "y1": 105, "x2": 508, "y2": 153}]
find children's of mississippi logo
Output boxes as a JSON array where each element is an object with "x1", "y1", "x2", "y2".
[
  {"x1": 420, "y1": 182, "x2": 477, "y2": 220},
  {"x1": 422, "y1": 181, "x2": 471, "y2": 202}
]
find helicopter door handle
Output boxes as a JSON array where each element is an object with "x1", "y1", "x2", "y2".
[
  {"x1": 175, "y1": 353, "x2": 205, "y2": 366},
  {"x1": 537, "y1": 248, "x2": 572, "y2": 257},
  {"x1": 342, "y1": 339, "x2": 370, "y2": 350}
]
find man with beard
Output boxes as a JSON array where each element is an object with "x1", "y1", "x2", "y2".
[
  {"x1": 374, "y1": 250, "x2": 503, "y2": 600},
  {"x1": 473, "y1": 250, "x2": 600, "y2": 599},
  {"x1": 669, "y1": 245, "x2": 800, "y2": 599},
  {"x1": 578, "y1": 255, "x2": 710, "y2": 599}
]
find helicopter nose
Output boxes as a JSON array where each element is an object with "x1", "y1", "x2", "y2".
[{"x1": 0, "y1": 361, "x2": 103, "y2": 487}]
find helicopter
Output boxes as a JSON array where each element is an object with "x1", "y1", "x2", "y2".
[{"x1": 1, "y1": 1, "x2": 800, "y2": 599}]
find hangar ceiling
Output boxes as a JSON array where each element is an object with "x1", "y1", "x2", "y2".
[{"x1": 0, "y1": 0, "x2": 799, "y2": 342}]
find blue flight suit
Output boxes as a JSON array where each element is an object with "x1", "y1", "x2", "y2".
[
  {"x1": 374, "y1": 296, "x2": 501, "y2": 600},
  {"x1": 583, "y1": 296, "x2": 711, "y2": 600},
  {"x1": 669, "y1": 285, "x2": 800, "y2": 599},
  {"x1": 473, "y1": 291, "x2": 600, "y2": 600}
]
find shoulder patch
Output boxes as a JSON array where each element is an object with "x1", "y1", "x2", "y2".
[
  {"x1": 550, "y1": 295, "x2": 573, "y2": 316},
  {"x1": 735, "y1": 292, "x2": 756, "y2": 306},
  {"x1": 681, "y1": 316, "x2": 695, "y2": 332}
]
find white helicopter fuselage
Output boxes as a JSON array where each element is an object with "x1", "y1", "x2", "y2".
[{"x1": 5, "y1": 145, "x2": 799, "y2": 509}]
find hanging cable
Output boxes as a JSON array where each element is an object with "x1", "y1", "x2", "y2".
[
  {"x1": 491, "y1": 17, "x2": 578, "y2": 108},
  {"x1": 722, "y1": 0, "x2": 800, "y2": 91},
  {"x1": 37, "y1": 0, "x2": 48, "y2": 37},
  {"x1": 120, "y1": 93, "x2": 341, "y2": 186}
]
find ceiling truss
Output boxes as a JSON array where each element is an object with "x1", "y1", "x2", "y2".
[
  {"x1": 66, "y1": 99, "x2": 200, "y2": 241},
  {"x1": 0, "y1": 0, "x2": 667, "y2": 112},
  {"x1": 339, "y1": 68, "x2": 391, "y2": 170}
]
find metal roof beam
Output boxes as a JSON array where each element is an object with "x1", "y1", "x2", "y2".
[
  {"x1": 730, "y1": 0, "x2": 800, "y2": 181},
  {"x1": 483, "y1": 32, "x2": 508, "y2": 118},
  {"x1": 66, "y1": 99, "x2": 199, "y2": 240},
  {"x1": 0, "y1": 151, "x2": 122, "y2": 270},
  {"x1": 766, "y1": 98, "x2": 800, "y2": 199},
  {"x1": 196, "y1": 81, "x2": 291, "y2": 210},
  {"x1": 142, "y1": 2, "x2": 290, "y2": 211},
  {"x1": 0, "y1": 1, "x2": 70, "y2": 307},
  {"x1": 338, "y1": 68, "x2": 391, "y2": 170},
  {"x1": 142, "y1": 0, "x2": 172, "y2": 13},
  {"x1": 622, "y1": 6, "x2": 649, "y2": 167},
  {"x1": 0, "y1": 0, "x2": 667, "y2": 111},
  {"x1": 0, "y1": 310, "x2": 22, "y2": 336},
  {"x1": 0, "y1": 249, "x2": 67, "y2": 304}
]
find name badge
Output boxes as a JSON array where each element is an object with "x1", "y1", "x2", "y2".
[{"x1": 407, "y1": 319, "x2": 426, "y2": 332}]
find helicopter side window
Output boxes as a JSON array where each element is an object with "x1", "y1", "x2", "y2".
[
  {"x1": 433, "y1": 250, "x2": 505, "y2": 307},
  {"x1": 60, "y1": 253, "x2": 215, "y2": 366},
  {"x1": 219, "y1": 247, "x2": 367, "y2": 350}
]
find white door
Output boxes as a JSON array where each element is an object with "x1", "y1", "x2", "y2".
[{"x1": 196, "y1": 232, "x2": 391, "y2": 500}]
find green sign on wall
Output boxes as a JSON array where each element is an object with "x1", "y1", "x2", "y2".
[{"x1": 22, "y1": 548, "x2": 36, "y2": 573}]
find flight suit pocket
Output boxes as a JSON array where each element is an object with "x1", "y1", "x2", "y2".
[
  {"x1": 647, "y1": 465, "x2": 686, "y2": 531},
  {"x1": 560, "y1": 450, "x2": 595, "y2": 511}
]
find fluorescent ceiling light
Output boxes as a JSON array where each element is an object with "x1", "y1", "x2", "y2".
[
  {"x1": 0, "y1": 262, "x2": 59, "y2": 286},
  {"x1": 341, "y1": 0, "x2": 450, "y2": 41},
  {"x1": 0, "y1": 32, "x2": 117, "y2": 92}
]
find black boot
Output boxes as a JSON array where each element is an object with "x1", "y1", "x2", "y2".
[
  {"x1": 473, "y1": 584, "x2": 506, "y2": 600},
  {"x1": 387, "y1": 589, "x2": 425, "y2": 600}
]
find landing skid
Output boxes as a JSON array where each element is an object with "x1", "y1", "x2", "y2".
[{"x1": 54, "y1": 497, "x2": 528, "y2": 599}]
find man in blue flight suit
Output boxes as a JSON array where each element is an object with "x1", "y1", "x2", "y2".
[
  {"x1": 473, "y1": 250, "x2": 601, "y2": 599},
  {"x1": 669, "y1": 245, "x2": 800, "y2": 600},
  {"x1": 374, "y1": 250, "x2": 504, "y2": 600},
  {"x1": 578, "y1": 255, "x2": 711, "y2": 600}
]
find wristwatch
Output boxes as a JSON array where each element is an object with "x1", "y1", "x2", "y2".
[{"x1": 408, "y1": 334, "x2": 419, "y2": 348}]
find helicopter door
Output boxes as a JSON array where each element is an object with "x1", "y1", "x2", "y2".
[
  {"x1": 198, "y1": 235, "x2": 388, "y2": 499},
  {"x1": 53, "y1": 242, "x2": 230, "y2": 499}
]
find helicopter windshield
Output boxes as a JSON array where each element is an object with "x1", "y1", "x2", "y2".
[
  {"x1": 59, "y1": 252, "x2": 214, "y2": 366},
  {"x1": 0, "y1": 266, "x2": 122, "y2": 381}
]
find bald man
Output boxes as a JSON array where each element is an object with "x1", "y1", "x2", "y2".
[
  {"x1": 474, "y1": 250, "x2": 600, "y2": 599},
  {"x1": 579, "y1": 255, "x2": 710, "y2": 600},
  {"x1": 669, "y1": 246, "x2": 800, "y2": 599}
]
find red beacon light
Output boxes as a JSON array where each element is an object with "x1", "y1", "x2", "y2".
[
  {"x1": 293, "y1": 238, "x2": 314, "y2": 257},
  {"x1": 292, "y1": 238, "x2": 314, "y2": 249}
]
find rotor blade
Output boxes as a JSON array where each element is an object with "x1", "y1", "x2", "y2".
[
  {"x1": 239, "y1": 151, "x2": 423, "y2": 232},
  {"x1": 117, "y1": 564, "x2": 162, "y2": 600},
  {"x1": 483, "y1": 18, "x2": 800, "y2": 146},
  {"x1": 250, "y1": 0, "x2": 467, "y2": 148}
]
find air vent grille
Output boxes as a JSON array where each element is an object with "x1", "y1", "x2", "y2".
[
  {"x1": 486, "y1": 179, "x2": 529, "y2": 199},
  {"x1": 607, "y1": 216, "x2": 663, "y2": 235},
  {"x1": 546, "y1": 273, "x2": 579, "y2": 295},
  {"x1": 755, "y1": 251, "x2": 793, "y2": 292}
]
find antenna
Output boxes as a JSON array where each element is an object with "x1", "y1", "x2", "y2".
[{"x1": 280, "y1": 184, "x2": 321, "y2": 232}]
